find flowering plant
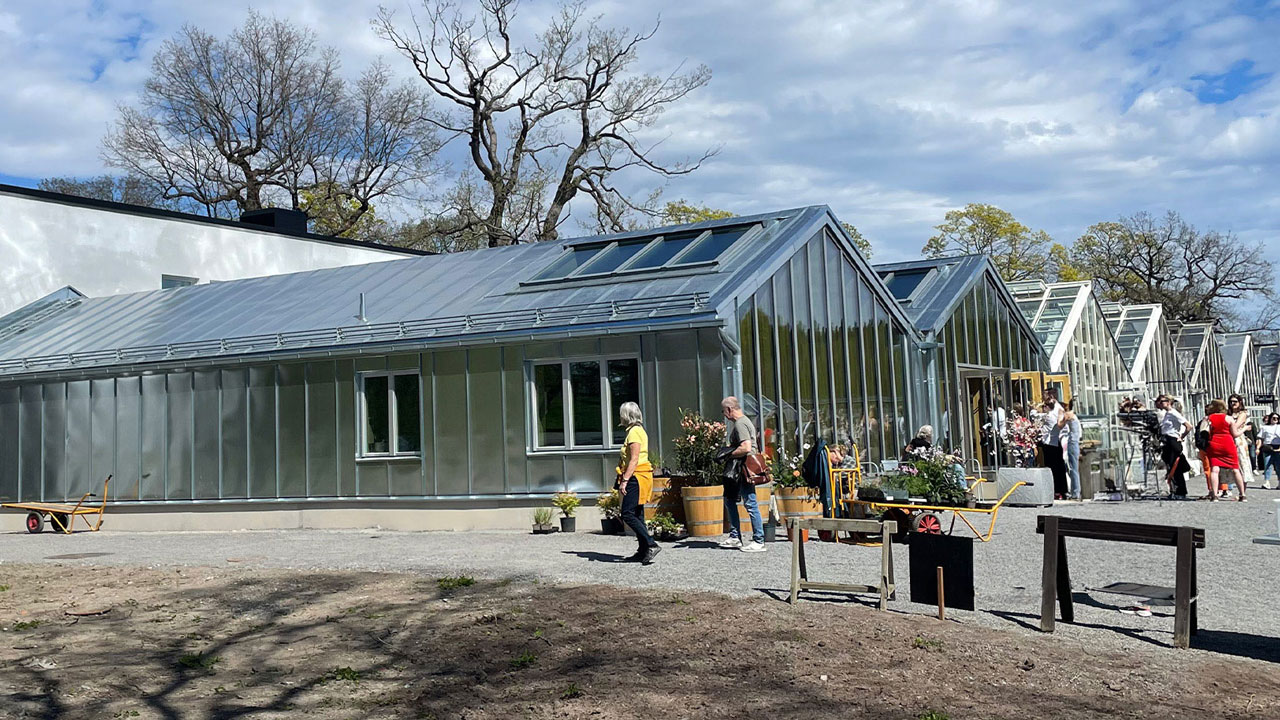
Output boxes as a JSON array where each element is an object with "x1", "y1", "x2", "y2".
[
  {"x1": 671, "y1": 409, "x2": 725, "y2": 486},
  {"x1": 770, "y1": 450, "x2": 807, "y2": 488},
  {"x1": 1002, "y1": 415, "x2": 1044, "y2": 468},
  {"x1": 880, "y1": 446, "x2": 968, "y2": 506},
  {"x1": 596, "y1": 489, "x2": 621, "y2": 520}
]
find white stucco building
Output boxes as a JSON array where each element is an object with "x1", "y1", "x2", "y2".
[{"x1": 0, "y1": 183, "x2": 422, "y2": 317}]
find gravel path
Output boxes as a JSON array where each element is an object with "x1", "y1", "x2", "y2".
[{"x1": 3, "y1": 490, "x2": 1277, "y2": 663}]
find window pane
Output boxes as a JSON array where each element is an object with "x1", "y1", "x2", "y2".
[
  {"x1": 570, "y1": 361, "x2": 603, "y2": 446},
  {"x1": 534, "y1": 245, "x2": 605, "y2": 280},
  {"x1": 677, "y1": 226, "x2": 753, "y2": 265},
  {"x1": 628, "y1": 232, "x2": 700, "y2": 269},
  {"x1": 578, "y1": 240, "x2": 651, "y2": 275},
  {"x1": 364, "y1": 375, "x2": 390, "y2": 455},
  {"x1": 885, "y1": 270, "x2": 930, "y2": 299},
  {"x1": 534, "y1": 364, "x2": 565, "y2": 447},
  {"x1": 394, "y1": 374, "x2": 421, "y2": 454},
  {"x1": 607, "y1": 359, "x2": 640, "y2": 445}
]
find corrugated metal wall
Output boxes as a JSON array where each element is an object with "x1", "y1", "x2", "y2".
[{"x1": 0, "y1": 329, "x2": 723, "y2": 504}]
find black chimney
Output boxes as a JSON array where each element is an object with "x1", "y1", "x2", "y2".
[{"x1": 240, "y1": 208, "x2": 309, "y2": 235}]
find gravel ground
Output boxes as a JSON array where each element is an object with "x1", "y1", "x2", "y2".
[{"x1": 2, "y1": 489, "x2": 1277, "y2": 664}]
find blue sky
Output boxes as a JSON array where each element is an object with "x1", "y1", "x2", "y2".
[{"x1": 1, "y1": 0, "x2": 1279, "y2": 264}]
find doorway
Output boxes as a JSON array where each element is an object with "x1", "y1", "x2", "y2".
[{"x1": 957, "y1": 368, "x2": 1011, "y2": 476}]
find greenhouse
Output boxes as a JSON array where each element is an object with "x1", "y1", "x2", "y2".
[
  {"x1": 1258, "y1": 344, "x2": 1280, "y2": 411},
  {"x1": 0, "y1": 206, "x2": 920, "y2": 525},
  {"x1": 1008, "y1": 281, "x2": 1131, "y2": 416},
  {"x1": 1101, "y1": 303, "x2": 1186, "y2": 400},
  {"x1": 874, "y1": 255, "x2": 1048, "y2": 471},
  {"x1": 1220, "y1": 332, "x2": 1270, "y2": 416},
  {"x1": 1171, "y1": 321, "x2": 1232, "y2": 412}
]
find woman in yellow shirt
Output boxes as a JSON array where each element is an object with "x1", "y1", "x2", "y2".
[{"x1": 617, "y1": 402, "x2": 659, "y2": 564}]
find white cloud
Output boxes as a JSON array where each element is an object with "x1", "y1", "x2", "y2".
[{"x1": 0, "y1": 0, "x2": 1277, "y2": 267}]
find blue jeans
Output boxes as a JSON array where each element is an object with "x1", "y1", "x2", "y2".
[
  {"x1": 723, "y1": 478, "x2": 764, "y2": 544},
  {"x1": 1066, "y1": 439, "x2": 1080, "y2": 498},
  {"x1": 1261, "y1": 448, "x2": 1280, "y2": 487}
]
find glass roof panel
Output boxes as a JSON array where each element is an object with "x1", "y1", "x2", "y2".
[
  {"x1": 885, "y1": 269, "x2": 931, "y2": 299},
  {"x1": 676, "y1": 225, "x2": 754, "y2": 265},
  {"x1": 1177, "y1": 327, "x2": 1206, "y2": 350},
  {"x1": 575, "y1": 239, "x2": 651, "y2": 275},
  {"x1": 532, "y1": 244, "x2": 606, "y2": 281},
  {"x1": 627, "y1": 231, "x2": 702, "y2": 270},
  {"x1": 1033, "y1": 293, "x2": 1077, "y2": 353}
]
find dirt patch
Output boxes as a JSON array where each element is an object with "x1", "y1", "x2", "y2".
[{"x1": 0, "y1": 563, "x2": 1277, "y2": 719}]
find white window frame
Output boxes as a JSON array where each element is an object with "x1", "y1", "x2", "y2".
[
  {"x1": 527, "y1": 355, "x2": 641, "y2": 453},
  {"x1": 358, "y1": 370, "x2": 422, "y2": 459}
]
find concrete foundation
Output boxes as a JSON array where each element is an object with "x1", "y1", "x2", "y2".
[{"x1": 0, "y1": 500, "x2": 606, "y2": 534}]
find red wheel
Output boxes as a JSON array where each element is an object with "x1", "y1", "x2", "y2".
[
  {"x1": 912, "y1": 512, "x2": 943, "y2": 534},
  {"x1": 26, "y1": 512, "x2": 44, "y2": 534}
]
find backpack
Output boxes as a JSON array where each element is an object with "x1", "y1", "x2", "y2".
[{"x1": 1194, "y1": 429, "x2": 1210, "y2": 452}]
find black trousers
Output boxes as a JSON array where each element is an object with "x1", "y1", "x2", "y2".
[
  {"x1": 1042, "y1": 443, "x2": 1068, "y2": 496},
  {"x1": 1160, "y1": 435, "x2": 1189, "y2": 496},
  {"x1": 619, "y1": 479, "x2": 656, "y2": 552}
]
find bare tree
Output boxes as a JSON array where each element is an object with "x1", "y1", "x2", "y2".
[
  {"x1": 103, "y1": 11, "x2": 441, "y2": 236},
  {"x1": 375, "y1": 0, "x2": 715, "y2": 247},
  {"x1": 1072, "y1": 211, "x2": 1278, "y2": 330},
  {"x1": 38, "y1": 175, "x2": 176, "y2": 208}
]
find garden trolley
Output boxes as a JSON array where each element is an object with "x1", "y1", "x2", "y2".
[
  {"x1": 825, "y1": 449, "x2": 1026, "y2": 543},
  {"x1": 2, "y1": 476, "x2": 111, "y2": 534}
]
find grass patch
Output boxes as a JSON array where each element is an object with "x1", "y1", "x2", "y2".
[
  {"x1": 911, "y1": 636, "x2": 944, "y2": 651},
  {"x1": 12, "y1": 620, "x2": 42, "y2": 631},
  {"x1": 437, "y1": 575, "x2": 476, "y2": 591},
  {"x1": 560, "y1": 682, "x2": 584, "y2": 699},
  {"x1": 918, "y1": 712, "x2": 950, "y2": 720},
  {"x1": 331, "y1": 666, "x2": 362, "y2": 683},
  {"x1": 178, "y1": 653, "x2": 221, "y2": 672},
  {"x1": 0, "y1": 584, "x2": 9, "y2": 592},
  {"x1": 510, "y1": 650, "x2": 536, "y2": 669}
]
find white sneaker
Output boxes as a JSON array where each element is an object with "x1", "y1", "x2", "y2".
[
  {"x1": 718, "y1": 536, "x2": 742, "y2": 549},
  {"x1": 740, "y1": 541, "x2": 766, "y2": 553}
]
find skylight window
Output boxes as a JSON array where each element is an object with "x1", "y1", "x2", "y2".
[
  {"x1": 627, "y1": 231, "x2": 702, "y2": 270},
  {"x1": 884, "y1": 269, "x2": 931, "y2": 299},
  {"x1": 526, "y1": 222, "x2": 759, "y2": 285},
  {"x1": 532, "y1": 244, "x2": 604, "y2": 281}
]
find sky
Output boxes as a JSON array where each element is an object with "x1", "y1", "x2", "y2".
[{"x1": 1, "y1": 0, "x2": 1279, "y2": 264}]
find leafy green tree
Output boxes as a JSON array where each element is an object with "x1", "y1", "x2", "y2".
[
  {"x1": 922, "y1": 203, "x2": 1050, "y2": 281},
  {"x1": 840, "y1": 222, "x2": 873, "y2": 258},
  {"x1": 1048, "y1": 243, "x2": 1084, "y2": 281},
  {"x1": 661, "y1": 200, "x2": 735, "y2": 225},
  {"x1": 299, "y1": 183, "x2": 387, "y2": 241}
]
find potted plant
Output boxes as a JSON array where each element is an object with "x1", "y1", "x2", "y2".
[
  {"x1": 532, "y1": 507, "x2": 555, "y2": 534},
  {"x1": 770, "y1": 452, "x2": 820, "y2": 541},
  {"x1": 646, "y1": 512, "x2": 685, "y2": 542},
  {"x1": 597, "y1": 490, "x2": 623, "y2": 535},
  {"x1": 552, "y1": 491, "x2": 581, "y2": 533},
  {"x1": 672, "y1": 409, "x2": 726, "y2": 537}
]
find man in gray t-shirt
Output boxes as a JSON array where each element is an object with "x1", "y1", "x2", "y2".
[{"x1": 720, "y1": 396, "x2": 765, "y2": 552}]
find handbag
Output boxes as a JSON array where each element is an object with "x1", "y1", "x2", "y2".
[
  {"x1": 1194, "y1": 429, "x2": 1210, "y2": 452},
  {"x1": 744, "y1": 451, "x2": 770, "y2": 486}
]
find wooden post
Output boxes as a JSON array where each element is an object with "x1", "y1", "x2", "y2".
[
  {"x1": 789, "y1": 519, "x2": 801, "y2": 605},
  {"x1": 936, "y1": 566, "x2": 946, "y2": 621},
  {"x1": 879, "y1": 522, "x2": 894, "y2": 610},
  {"x1": 1040, "y1": 515, "x2": 1059, "y2": 632},
  {"x1": 1057, "y1": 534, "x2": 1073, "y2": 623},
  {"x1": 1174, "y1": 526, "x2": 1193, "y2": 648}
]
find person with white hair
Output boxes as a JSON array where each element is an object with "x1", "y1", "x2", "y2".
[
  {"x1": 901, "y1": 425, "x2": 933, "y2": 459},
  {"x1": 616, "y1": 401, "x2": 660, "y2": 564}
]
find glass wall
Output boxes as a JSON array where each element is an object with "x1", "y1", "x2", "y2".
[{"x1": 737, "y1": 230, "x2": 912, "y2": 467}]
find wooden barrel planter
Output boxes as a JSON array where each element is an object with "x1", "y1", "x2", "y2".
[
  {"x1": 723, "y1": 484, "x2": 773, "y2": 537},
  {"x1": 680, "y1": 484, "x2": 724, "y2": 537},
  {"x1": 775, "y1": 485, "x2": 823, "y2": 542},
  {"x1": 647, "y1": 474, "x2": 688, "y2": 523}
]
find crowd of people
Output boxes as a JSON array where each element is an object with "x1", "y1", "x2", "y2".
[{"x1": 1139, "y1": 393, "x2": 1278, "y2": 501}]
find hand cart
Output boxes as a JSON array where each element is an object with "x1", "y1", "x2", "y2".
[{"x1": 2, "y1": 476, "x2": 111, "y2": 534}]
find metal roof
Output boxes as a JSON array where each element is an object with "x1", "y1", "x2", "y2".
[
  {"x1": 872, "y1": 254, "x2": 1042, "y2": 345},
  {"x1": 0, "y1": 206, "x2": 864, "y2": 379}
]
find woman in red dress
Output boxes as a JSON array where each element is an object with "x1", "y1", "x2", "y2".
[{"x1": 1203, "y1": 399, "x2": 1246, "y2": 501}]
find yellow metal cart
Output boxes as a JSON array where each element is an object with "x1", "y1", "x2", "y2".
[{"x1": 3, "y1": 476, "x2": 111, "y2": 534}]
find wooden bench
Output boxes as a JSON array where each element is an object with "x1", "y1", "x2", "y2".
[
  {"x1": 1037, "y1": 516, "x2": 1206, "y2": 648},
  {"x1": 788, "y1": 517, "x2": 897, "y2": 610}
]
